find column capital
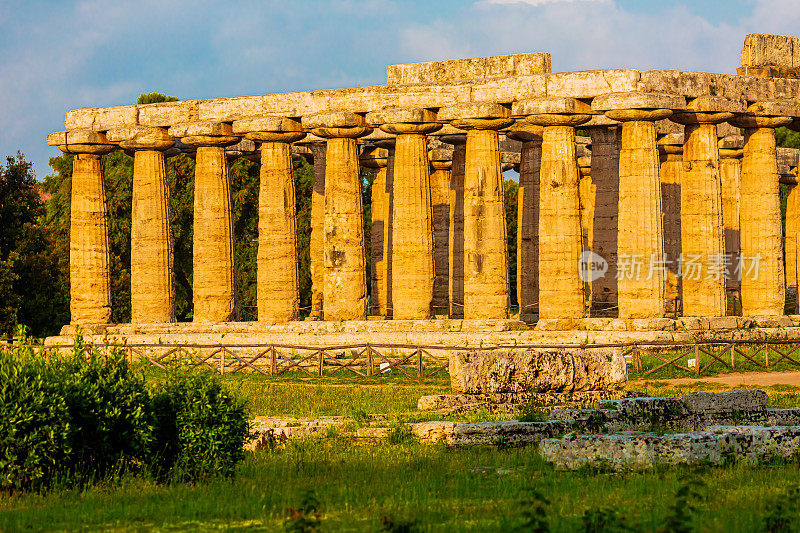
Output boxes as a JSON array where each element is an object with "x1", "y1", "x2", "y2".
[
  {"x1": 226, "y1": 138, "x2": 259, "y2": 161},
  {"x1": 359, "y1": 146, "x2": 389, "y2": 168},
  {"x1": 168, "y1": 121, "x2": 240, "y2": 147},
  {"x1": 718, "y1": 135, "x2": 744, "y2": 159},
  {"x1": 657, "y1": 132, "x2": 684, "y2": 158},
  {"x1": 672, "y1": 96, "x2": 746, "y2": 125},
  {"x1": 366, "y1": 107, "x2": 442, "y2": 135},
  {"x1": 47, "y1": 130, "x2": 116, "y2": 155},
  {"x1": 439, "y1": 133, "x2": 467, "y2": 146},
  {"x1": 505, "y1": 122, "x2": 543, "y2": 143},
  {"x1": 106, "y1": 126, "x2": 175, "y2": 151},
  {"x1": 302, "y1": 111, "x2": 372, "y2": 138},
  {"x1": 730, "y1": 100, "x2": 800, "y2": 128},
  {"x1": 232, "y1": 116, "x2": 306, "y2": 143},
  {"x1": 513, "y1": 97, "x2": 592, "y2": 127},
  {"x1": 438, "y1": 102, "x2": 513, "y2": 131},
  {"x1": 592, "y1": 91, "x2": 685, "y2": 122},
  {"x1": 429, "y1": 148, "x2": 453, "y2": 171}
]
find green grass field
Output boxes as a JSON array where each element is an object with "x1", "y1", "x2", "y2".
[{"x1": 4, "y1": 362, "x2": 800, "y2": 531}]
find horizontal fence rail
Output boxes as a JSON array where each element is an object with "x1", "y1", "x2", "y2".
[{"x1": 8, "y1": 338, "x2": 800, "y2": 379}]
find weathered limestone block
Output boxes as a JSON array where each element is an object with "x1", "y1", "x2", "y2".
[
  {"x1": 386, "y1": 53, "x2": 551, "y2": 84},
  {"x1": 304, "y1": 111, "x2": 372, "y2": 321},
  {"x1": 430, "y1": 149, "x2": 452, "y2": 315},
  {"x1": 367, "y1": 108, "x2": 440, "y2": 319},
  {"x1": 442, "y1": 134, "x2": 466, "y2": 317},
  {"x1": 68, "y1": 153, "x2": 113, "y2": 324},
  {"x1": 440, "y1": 103, "x2": 513, "y2": 319},
  {"x1": 731, "y1": 104, "x2": 796, "y2": 316},
  {"x1": 507, "y1": 124, "x2": 543, "y2": 318},
  {"x1": 361, "y1": 147, "x2": 390, "y2": 316},
  {"x1": 257, "y1": 141, "x2": 301, "y2": 322},
  {"x1": 719, "y1": 136, "x2": 743, "y2": 295},
  {"x1": 449, "y1": 348, "x2": 627, "y2": 395},
  {"x1": 682, "y1": 389, "x2": 768, "y2": 414},
  {"x1": 588, "y1": 127, "x2": 621, "y2": 313}
]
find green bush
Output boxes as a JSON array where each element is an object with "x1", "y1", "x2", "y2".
[
  {"x1": 0, "y1": 339, "x2": 250, "y2": 492},
  {"x1": 0, "y1": 344, "x2": 70, "y2": 492},
  {"x1": 149, "y1": 369, "x2": 250, "y2": 483}
]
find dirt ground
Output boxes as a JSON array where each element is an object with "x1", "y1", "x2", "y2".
[{"x1": 651, "y1": 371, "x2": 800, "y2": 387}]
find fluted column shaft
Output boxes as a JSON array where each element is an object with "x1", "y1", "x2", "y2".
[
  {"x1": 430, "y1": 160, "x2": 451, "y2": 316},
  {"x1": 739, "y1": 127, "x2": 785, "y2": 315},
  {"x1": 517, "y1": 139, "x2": 541, "y2": 317},
  {"x1": 659, "y1": 144, "x2": 683, "y2": 313},
  {"x1": 324, "y1": 137, "x2": 368, "y2": 320},
  {"x1": 131, "y1": 150, "x2": 175, "y2": 323},
  {"x1": 391, "y1": 134, "x2": 435, "y2": 319},
  {"x1": 463, "y1": 129, "x2": 509, "y2": 319},
  {"x1": 616, "y1": 120, "x2": 665, "y2": 318},
  {"x1": 309, "y1": 144, "x2": 326, "y2": 319},
  {"x1": 193, "y1": 146, "x2": 237, "y2": 322},
  {"x1": 258, "y1": 142, "x2": 299, "y2": 321},
  {"x1": 787, "y1": 181, "x2": 800, "y2": 311},
  {"x1": 70, "y1": 155, "x2": 112, "y2": 324},
  {"x1": 719, "y1": 151, "x2": 742, "y2": 294},
  {"x1": 369, "y1": 158, "x2": 390, "y2": 316},
  {"x1": 447, "y1": 140, "x2": 466, "y2": 318},
  {"x1": 538, "y1": 125, "x2": 585, "y2": 319},
  {"x1": 588, "y1": 128, "x2": 620, "y2": 312},
  {"x1": 681, "y1": 123, "x2": 726, "y2": 316}
]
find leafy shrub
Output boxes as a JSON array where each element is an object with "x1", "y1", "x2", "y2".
[
  {"x1": 0, "y1": 344, "x2": 69, "y2": 492},
  {"x1": 149, "y1": 369, "x2": 250, "y2": 483}
]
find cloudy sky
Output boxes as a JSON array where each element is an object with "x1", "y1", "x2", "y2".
[{"x1": 2, "y1": 0, "x2": 799, "y2": 178}]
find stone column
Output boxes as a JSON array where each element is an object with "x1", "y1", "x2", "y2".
[
  {"x1": 441, "y1": 134, "x2": 466, "y2": 318},
  {"x1": 303, "y1": 111, "x2": 372, "y2": 321},
  {"x1": 672, "y1": 96, "x2": 745, "y2": 317},
  {"x1": 513, "y1": 98, "x2": 592, "y2": 320},
  {"x1": 309, "y1": 143, "x2": 326, "y2": 319},
  {"x1": 507, "y1": 125, "x2": 543, "y2": 320},
  {"x1": 731, "y1": 101, "x2": 799, "y2": 316},
  {"x1": 586, "y1": 125, "x2": 621, "y2": 314},
  {"x1": 169, "y1": 121, "x2": 240, "y2": 322},
  {"x1": 719, "y1": 135, "x2": 744, "y2": 297},
  {"x1": 375, "y1": 139, "x2": 396, "y2": 317},
  {"x1": 360, "y1": 146, "x2": 390, "y2": 316},
  {"x1": 594, "y1": 93, "x2": 685, "y2": 318},
  {"x1": 786, "y1": 174, "x2": 800, "y2": 311},
  {"x1": 657, "y1": 134, "x2": 684, "y2": 314},
  {"x1": 438, "y1": 103, "x2": 514, "y2": 319},
  {"x1": 429, "y1": 148, "x2": 453, "y2": 316},
  {"x1": 367, "y1": 108, "x2": 441, "y2": 319},
  {"x1": 233, "y1": 117, "x2": 306, "y2": 322},
  {"x1": 107, "y1": 127, "x2": 177, "y2": 324},
  {"x1": 48, "y1": 130, "x2": 115, "y2": 324}
]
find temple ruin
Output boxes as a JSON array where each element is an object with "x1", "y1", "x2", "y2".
[{"x1": 45, "y1": 33, "x2": 800, "y2": 348}]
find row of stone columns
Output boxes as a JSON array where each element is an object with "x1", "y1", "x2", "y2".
[{"x1": 54, "y1": 95, "x2": 800, "y2": 326}]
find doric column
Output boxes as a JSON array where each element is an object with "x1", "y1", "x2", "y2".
[
  {"x1": 657, "y1": 133, "x2": 685, "y2": 314},
  {"x1": 513, "y1": 97, "x2": 591, "y2": 320},
  {"x1": 360, "y1": 145, "x2": 390, "y2": 316},
  {"x1": 438, "y1": 103, "x2": 514, "y2": 319},
  {"x1": 593, "y1": 93, "x2": 685, "y2": 318},
  {"x1": 585, "y1": 125, "x2": 621, "y2": 314},
  {"x1": 429, "y1": 148, "x2": 453, "y2": 316},
  {"x1": 507, "y1": 124, "x2": 543, "y2": 319},
  {"x1": 308, "y1": 143, "x2": 326, "y2": 319},
  {"x1": 672, "y1": 96, "x2": 745, "y2": 317},
  {"x1": 233, "y1": 117, "x2": 306, "y2": 322},
  {"x1": 169, "y1": 121, "x2": 240, "y2": 322},
  {"x1": 47, "y1": 130, "x2": 115, "y2": 324},
  {"x1": 441, "y1": 134, "x2": 466, "y2": 318},
  {"x1": 367, "y1": 108, "x2": 441, "y2": 319},
  {"x1": 107, "y1": 127, "x2": 176, "y2": 323},
  {"x1": 374, "y1": 139, "x2": 396, "y2": 317},
  {"x1": 786, "y1": 172, "x2": 800, "y2": 312},
  {"x1": 718, "y1": 135, "x2": 744, "y2": 297},
  {"x1": 303, "y1": 111, "x2": 372, "y2": 321},
  {"x1": 731, "y1": 101, "x2": 800, "y2": 316}
]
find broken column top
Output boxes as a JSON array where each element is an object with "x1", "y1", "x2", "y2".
[
  {"x1": 739, "y1": 33, "x2": 800, "y2": 78},
  {"x1": 386, "y1": 53, "x2": 552, "y2": 85}
]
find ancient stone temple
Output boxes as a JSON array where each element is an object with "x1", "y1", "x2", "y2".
[{"x1": 45, "y1": 33, "x2": 800, "y2": 349}]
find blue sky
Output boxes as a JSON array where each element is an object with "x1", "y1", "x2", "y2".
[{"x1": 1, "y1": 0, "x2": 798, "y2": 178}]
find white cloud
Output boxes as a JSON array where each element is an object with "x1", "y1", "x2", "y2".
[{"x1": 480, "y1": 0, "x2": 608, "y2": 5}]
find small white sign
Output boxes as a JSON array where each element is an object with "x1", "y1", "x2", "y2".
[{"x1": 379, "y1": 362, "x2": 392, "y2": 374}]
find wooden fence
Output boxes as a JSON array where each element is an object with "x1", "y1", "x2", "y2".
[{"x1": 19, "y1": 339, "x2": 800, "y2": 379}]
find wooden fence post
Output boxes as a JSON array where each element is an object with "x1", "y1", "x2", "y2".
[
  {"x1": 271, "y1": 346, "x2": 277, "y2": 375},
  {"x1": 417, "y1": 349, "x2": 423, "y2": 378},
  {"x1": 765, "y1": 343, "x2": 769, "y2": 367},
  {"x1": 367, "y1": 346, "x2": 374, "y2": 377},
  {"x1": 318, "y1": 349, "x2": 324, "y2": 377},
  {"x1": 730, "y1": 344, "x2": 735, "y2": 368},
  {"x1": 695, "y1": 344, "x2": 700, "y2": 375}
]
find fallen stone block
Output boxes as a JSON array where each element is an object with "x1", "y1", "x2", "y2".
[
  {"x1": 449, "y1": 348, "x2": 627, "y2": 394},
  {"x1": 449, "y1": 420, "x2": 566, "y2": 447},
  {"x1": 681, "y1": 389, "x2": 768, "y2": 415}
]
